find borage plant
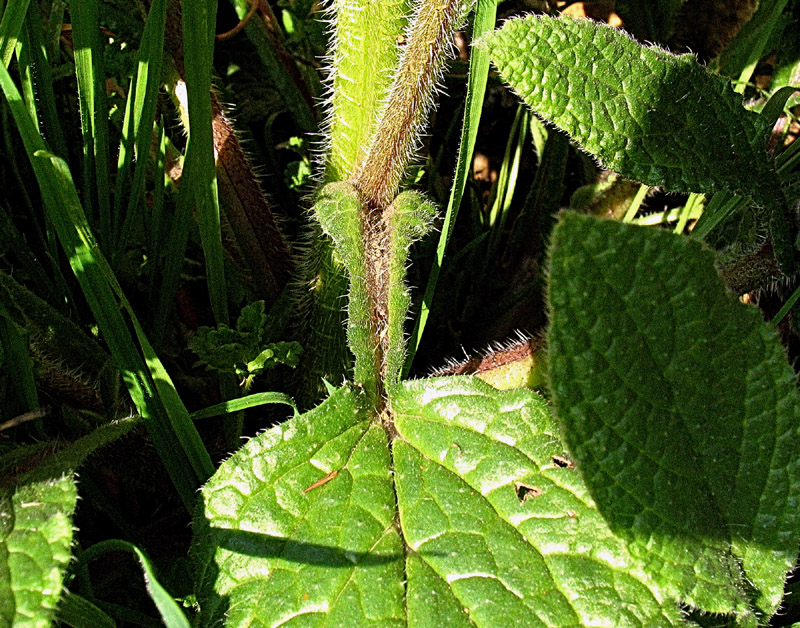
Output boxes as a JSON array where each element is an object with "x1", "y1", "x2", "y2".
[{"x1": 2, "y1": 0, "x2": 800, "y2": 627}]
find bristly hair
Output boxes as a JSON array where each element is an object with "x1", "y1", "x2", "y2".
[
  {"x1": 351, "y1": 0, "x2": 474, "y2": 211},
  {"x1": 428, "y1": 330, "x2": 543, "y2": 378},
  {"x1": 314, "y1": 0, "x2": 412, "y2": 185}
]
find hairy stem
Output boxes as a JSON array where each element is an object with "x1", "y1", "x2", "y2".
[{"x1": 352, "y1": 0, "x2": 471, "y2": 210}]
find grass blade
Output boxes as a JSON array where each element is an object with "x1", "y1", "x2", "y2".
[
  {"x1": 0, "y1": 0, "x2": 31, "y2": 68},
  {"x1": 113, "y1": 0, "x2": 167, "y2": 262},
  {"x1": 181, "y1": 0, "x2": 228, "y2": 328},
  {"x1": 19, "y1": 1, "x2": 67, "y2": 158},
  {"x1": 78, "y1": 540, "x2": 191, "y2": 628},
  {"x1": 404, "y1": 0, "x2": 494, "y2": 376},
  {"x1": 189, "y1": 391, "x2": 298, "y2": 421},
  {"x1": 70, "y1": 0, "x2": 112, "y2": 242},
  {"x1": 0, "y1": 58, "x2": 213, "y2": 509}
]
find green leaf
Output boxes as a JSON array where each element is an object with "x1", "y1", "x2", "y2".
[
  {"x1": 1, "y1": 419, "x2": 136, "y2": 628},
  {"x1": 313, "y1": 182, "x2": 380, "y2": 400},
  {"x1": 78, "y1": 539, "x2": 191, "y2": 628},
  {"x1": 480, "y1": 15, "x2": 779, "y2": 209},
  {"x1": 192, "y1": 385, "x2": 405, "y2": 627},
  {"x1": 547, "y1": 213, "x2": 800, "y2": 617},
  {"x1": 1, "y1": 474, "x2": 76, "y2": 628},
  {"x1": 391, "y1": 377, "x2": 683, "y2": 627},
  {"x1": 193, "y1": 378, "x2": 689, "y2": 627}
]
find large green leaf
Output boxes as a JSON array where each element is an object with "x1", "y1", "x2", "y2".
[
  {"x1": 547, "y1": 213, "x2": 800, "y2": 618},
  {"x1": 192, "y1": 385, "x2": 406, "y2": 627},
  {"x1": 480, "y1": 15, "x2": 779, "y2": 209},
  {"x1": 193, "y1": 378, "x2": 687, "y2": 627},
  {"x1": 391, "y1": 377, "x2": 683, "y2": 627}
]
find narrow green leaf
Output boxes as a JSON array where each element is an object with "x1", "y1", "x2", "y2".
[
  {"x1": 70, "y1": 0, "x2": 112, "y2": 240},
  {"x1": 0, "y1": 0, "x2": 32, "y2": 68},
  {"x1": 181, "y1": 0, "x2": 228, "y2": 328},
  {"x1": 0, "y1": 307, "x2": 38, "y2": 415},
  {"x1": 192, "y1": 385, "x2": 405, "y2": 628},
  {"x1": 189, "y1": 391, "x2": 298, "y2": 421},
  {"x1": 547, "y1": 213, "x2": 800, "y2": 617},
  {"x1": 480, "y1": 15, "x2": 780, "y2": 210},
  {"x1": 406, "y1": 0, "x2": 495, "y2": 375},
  {"x1": 78, "y1": 540, "x2": 191, "y2": 628},
  {"x1": 55, "y1": 592, "x2": 116, "y2": 628},
  {"x1": 113, "y1": 0, "x2": 167, "y2": 261},
  {"x1": 17, "y1": 1, "x2": 67, "y2": 159}
]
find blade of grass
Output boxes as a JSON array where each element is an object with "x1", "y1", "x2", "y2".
[
  {"x1": 113, "y1": 0, "x2": 167, "y2": 265},
  {"x1": 0, "y1": 305, "x2": 40, "y2": 421},
  {"x1": 772, "y1": 282, "x2": 800, "y2": 327},
  {"x1": 403, "y1": 0, "x2": 494, "y2": 377},
  {"x1": 146, "y1": 116, "x2": 167, "y2": 312},
  {"x1": 55, "y1": 592, "x2": 116, "y2": 628},
  {"x1": 189, "y1": 391, "x2": 298, "y2": 420},
  {"x1": 715, "y1": 0, "x2": 789, "y2": 90},
  {"x1": 622, "y1": 182, "x2": 650, "y2": 222},
  {"x1": 777, "y1": 132, "x2": 800, "y2": 171},
  {"x1": 673, "y1": 192, "x2": 705, "y2": 234},
  {"x1": 507, "y1": 127, "x2": 569, "y2": 262},
  {"x1": 181, "y1": 0, "x2": 228, "y2": 328},
  {"x1": 43, "y1": 0, "x2": 66, "y2": 60},
  {"x1": 70, "y1": 0, "x2": 112, "y2": 242},
  {"x1": 0, "y1": 60, "x2": 213, "y2": 509},
  {"x1": 19, "y1": 0, "x2": 67, "y2": 158},
  {"x1": 0, "y1": 0, "x2": 31, "y2": 68},
  {"x1": 690, "y1": 190, "x2": 743, "y2": 240},
  {"x1": 78, "y1": 540, "x2": 191, "y2": 628},
  {"x1": 181, "y1": 0, "x2": 244, "y2": 443},
  {"x1": 486, "y1": 103, "x2": 528, "y2": 261}
]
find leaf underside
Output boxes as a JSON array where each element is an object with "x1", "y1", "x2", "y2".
[
  {"x1": 547, "y1": 213, "x2": 800, "y2": 617},
  {"x1": 193, "y1": 378, "x2": 684, "y2": 627}
]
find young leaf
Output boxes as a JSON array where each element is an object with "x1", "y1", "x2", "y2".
[
  {"x1": 383, "y1": 191, "x2": 435, "y2": 385},
  {"x1": 480, "y1": 16, "x2": 782, "y2": 218},
  {"x1": 193, "y1": 378, "x2": 688, "y2": 627},
  {"x1": 313, "y1": 182, "x2": 380, "y2": 400},
  {"x1": 547, "y1": 213, "x2": 800, "y2": 617}
]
